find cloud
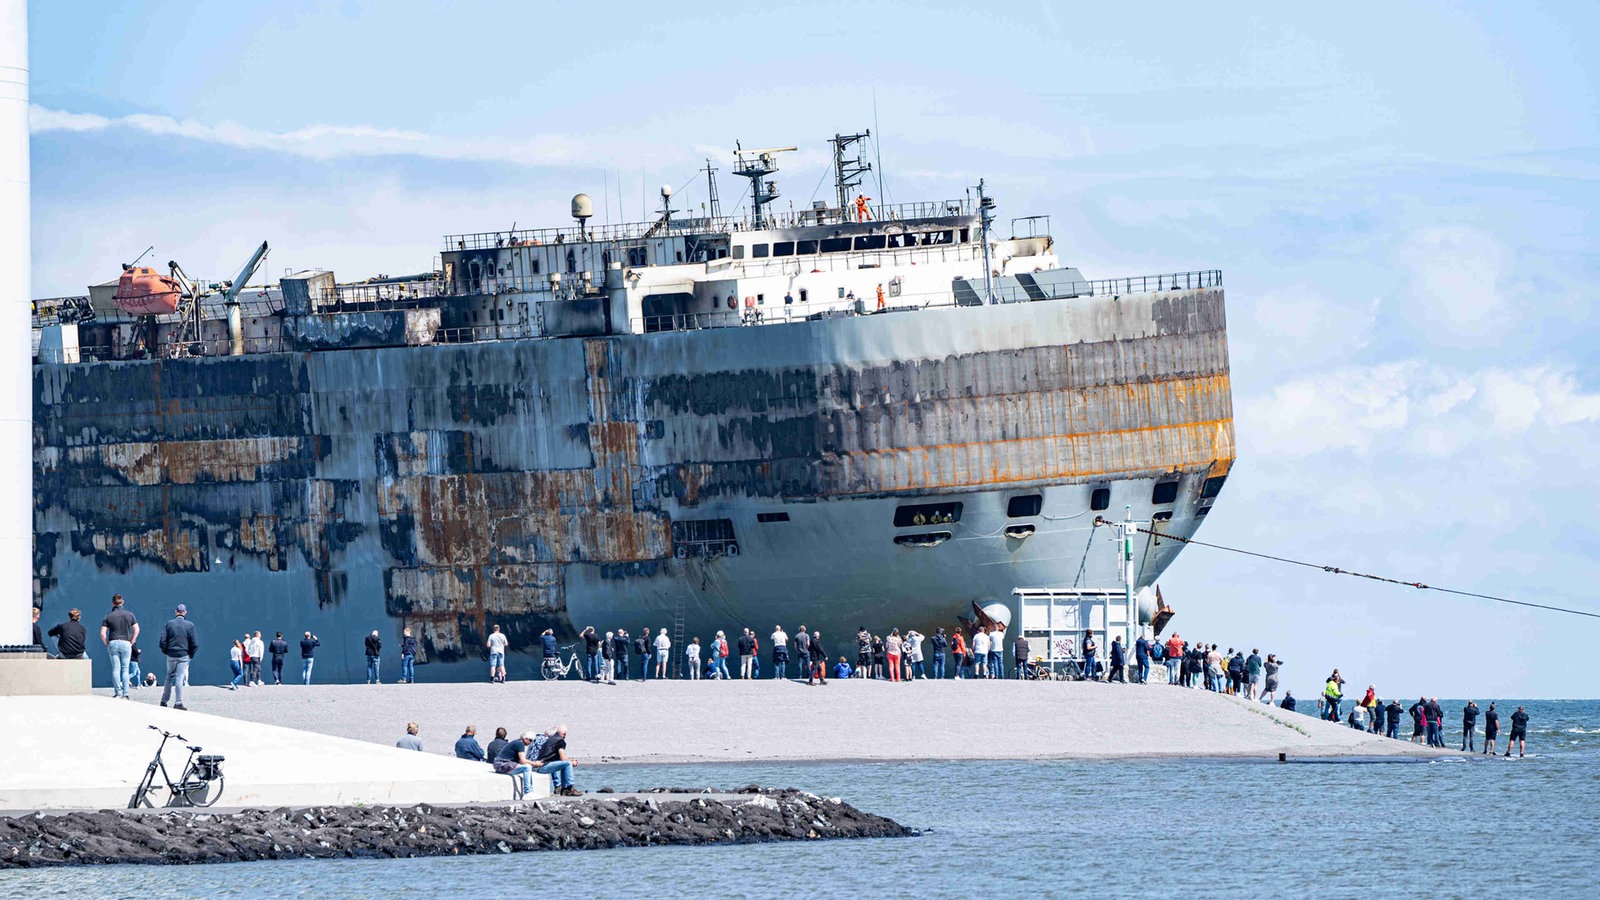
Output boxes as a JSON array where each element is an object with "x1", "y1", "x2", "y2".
[
  {"x1": 1242, "y1": 362, "x2": 1600, "y2": 458},
  {"x1": 31, "y1": 104, "x2": 586, "y2": 168},
  {"x1": 1396, "y1": 224, "x2": 1516, "y2": 343}
]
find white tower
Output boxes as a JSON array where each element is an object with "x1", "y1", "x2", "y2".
[{"x1": 0, "y1": 0, "x2": 30, "y2": 646}]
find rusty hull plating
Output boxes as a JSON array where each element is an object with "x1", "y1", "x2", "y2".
[{"x1": 34, "y1": 286, "x2": 1233, "y2": 682}]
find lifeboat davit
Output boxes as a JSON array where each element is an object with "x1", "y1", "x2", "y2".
[{"x1": 113, "y1": 266, "x2": 183, "y2": 316}]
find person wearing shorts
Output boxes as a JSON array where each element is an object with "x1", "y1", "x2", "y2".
[
  {"x1": 1505, "y1": 705, "x2": 1528, "y2": 757},
  {"x1": 486, "y1": 624, "x2": 508, "y2": 683}
]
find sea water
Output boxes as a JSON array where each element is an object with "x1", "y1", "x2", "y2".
[{"x1": 5, "y1": 698, "x2": 1596, "y2": 898}]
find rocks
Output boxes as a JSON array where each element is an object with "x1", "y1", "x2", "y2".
[{"x1": 0, "y1": 790, "x2": 911, "y2": 869}]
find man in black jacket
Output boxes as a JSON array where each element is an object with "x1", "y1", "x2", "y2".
[
  {"x1": 157, "y1": 604, "x2": 198, "y2": 710},
  {"x1": 807, "y1": 630, "x2": 826, "y2": 685},
  {"x1": 613, "y1": 630, "x2": 630, "y2": 680},
  {"x1": 634, "y1": 629, "x2": 651, "y2": 681},
  {"x1": 300, "y1": 631, "x2": 320, "y2": 684},
  {"x1": 364, "y1": 630, "x2": 382, "y2": 684},
  {"x1": 1461, "y1": 701, "x2": 1480, "y2": 752},
  {"x1": 268, "y1": 632, "x2": 290, "y2": 685},
  {"x1": 47, "y1": 609, "x2": 88, "y2": 660},
  {"x1": 930, "y1": 628, "x2": 949, "y2": 680},
  {"x1": 793, "y1": 626, "x2": 810, "y2": 678}
]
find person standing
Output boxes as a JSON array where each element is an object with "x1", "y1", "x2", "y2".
[
  {"x1": 1134, "y1": 634, "x2": 1151, "y2": 685},
  {"x1": 870, "y1": 634, "x2": 886, "y2": 679},
  {"x1": 1259, "y1": 654, "x2": 1282, "y2": 705},
  {"x1": 654, "y1": 627, "x2": 672, "y2": 679},
  {"x1": 1483, "y1": 703, "x2": 1500, "y2": 755},
  {"x1": 1426, "y1": 697, "x2": 1445, "y2": 748},
  {"x1": 454, "y1": 725, "x2": 485, "y2": 761},
  {"x1": 906, "y1": 629, "x2": 926, "y2": 680},
  {"x1": 47, "y1": 609, "x2": 88, "y2": 660},
  {"x1": 364, "y1": 630, "x2": 383, "y2": 684},
  {"x1": 1081, "y1": 630, "x2": 1098, "y2": 683},
  {"x1": 1108, "y1": 637, "x2": 1126, "y2": 684},
  {"x1": 228, "y1": 639, "x2": 245, "y2": 690},
  {"x1": 399, "y1": 627, "x2": 418, "y2": 684},
  {"x1": 1384, "y1": 698, "x2": 1403, "y2": 739},
  {"x1": 988, "y1": 626, "x2": 1006, "y2": 679},
  {"x1": 685, "y1": 636, "x2": 702, "y2": 680},
  {"x1": 738, "y1": 628, "x2": 756, "y2": 679},
  {"x1": 612, "y1": 629, "x2": 630, "y2": 681},
  {"x1": 971, "y1": 627, "x2": 990, "y2": 680},
  {"x1": 100, "y1": 594, "x2": 139, "y2": 698},
  {"x1": 300, "y1": 631, "x2": 320, "y2": 684},
  {"x1": 1322, "y1": 672, "x2": 1344, "y2": 722},
  {"x1": 158, "y1": 604, "x2": 197, "y2": 710},
  {"x1": 1461, "y1": 701, "x2": 1480, "y2": 752},
  {"x1": 249, "y1": 631, "x2": 266, "y2": 686},
  {"x1": 581, "y1": 626, "x2": 601, "y2": 681},
  {"x1": 1505, "y1": 706, "x2": 1529, "y2": 758},
  {"x1": 1013, "y1": 631, "x2": 1032, "y2": 679},
  {"x1": 634, "y1": 629, "x2": 652, "y2": 681},
  {"x1": 267, "y1": 631, "x2": 289, "y2": 685},
  {"x1": 930, "y1": 627, "x2": 949, "y2": 680},
  {"x1": 486, "y1": 624, "x2": 508, "y2": 684},
  {"x1": 856, "y1": 627, "x2": 872, "y2": 678},
  {"x1": 808, "y1": 630, "x2": 826, "y2": 685},
  {"x1": 129, "y1": 645, "x2": 143, "y2": 688},
  {"x1": 1409, "y1": 697, "x2": 1427, "y2": 743},
  {"x1": 711, "y1": 631, "x2": 730, "y2": 679},
  {"x1": 950, "y1": 629, "x2": 967, "y2": 679},
  {"x1": 885, "y1": 629, "x2": 903, "y2": 683},
  {"x1": 1164, "y1": 633, "x2": 1185, "y2": 685},
  {"x1": 764, "y1": 627, "x2": 784, "y2": 675},
  {"x1": 1245, "y1": 649, "x2": 1263, "y2": 700},
  {"x1": 600, "y1": 631, "x2": 617, "y2": 683},
  {"x1": 793, "y1": 626, "x2": 810, "y2": 678}
]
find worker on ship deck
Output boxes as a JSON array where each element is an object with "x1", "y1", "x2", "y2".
[{"x1": 854, "y1": 193, "x2": 872, "y2": 221}]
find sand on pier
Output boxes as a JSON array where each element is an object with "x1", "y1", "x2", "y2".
[{"x1": 121, "y1": 677, "x2": 1459, "y2": 764}]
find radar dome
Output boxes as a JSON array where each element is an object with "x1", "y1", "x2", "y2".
[
  {"x1": 660, "y1": 183, "x2": 674, "y2": 199},
  {"x1": 571, "y1": 193, "x2": 594, "y2": 219}
]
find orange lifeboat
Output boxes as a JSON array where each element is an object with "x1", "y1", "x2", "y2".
[{"x1": 113, "y1": 266, "x2": 183, "y2": 316}]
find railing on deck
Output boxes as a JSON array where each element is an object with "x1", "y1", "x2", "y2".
[{"x1": 443, "y1": 199, "x2": 974, "y2": 251}]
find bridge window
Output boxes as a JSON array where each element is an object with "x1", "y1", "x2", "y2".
[
  {"x1": 773, "y1": 241, "x2": 795, "y2": 257},
  {"x1": 853, "y1": 235, "x2": 887, "y2": 251},
  {"x1": 1007, "y1": 494, "x2": 1043, "y2": 518},
  {"x1": 1090, "y1": 487, "x2": 1111, "y2": 511},
  {"x1": 1201, "y1": 475, "x2": 1227, "y2": 499},
  {"x1": 820, "y1": 237, "x2": 852, "y2": 253},
  {"x1": 796, "y1": 239, "x2": 818, "y2": 255},
  {"x1": 732, "y1": 245, "x2": 745, "y2": 259},
  {"x1": 894, "y1": 502, "x2": 963, "y2": 527},
  {"x1": 752, "y1": 244, "x2": 769, "y2": 258}
]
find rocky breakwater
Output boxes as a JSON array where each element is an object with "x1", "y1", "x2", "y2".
[{"x1": 1, "y1": 788, "x2": 911, "y2": 868}]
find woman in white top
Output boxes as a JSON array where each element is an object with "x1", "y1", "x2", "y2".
[
  {"x1": 972, "y1": 629, "x2": 990, "y2": 679},
  {"x1": 228, "y1": 640, "x2": 244, "y2": 690},
  {"x1": 905, "y1": 630, "x2": 925, "y2": 679},
  {"x1": 686, "y1": 637, "x2": 702, "y2": 680}
]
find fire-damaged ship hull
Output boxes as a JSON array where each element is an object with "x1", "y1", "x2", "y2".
[{"x1": 34, "y1": 285, "x2": 1232, "y2": 684}]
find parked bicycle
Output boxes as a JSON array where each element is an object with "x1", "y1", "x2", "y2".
[
  {"x1": 539, "y1": 644, "x2": 587, "y2": 682},
  {"x1": 129, "y1": 725, "x2": 225, "y2": 809}
]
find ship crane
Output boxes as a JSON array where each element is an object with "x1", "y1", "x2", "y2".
[
  {"x1": 161, "y1": 240, "x2": 270, "y2": 358},
  {"x1": 732, "y1": 143, "x2": 796, "y2": 229}
]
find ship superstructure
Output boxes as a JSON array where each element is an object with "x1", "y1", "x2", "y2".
[{"x1": 32, "y1": 135, "x2": 1234, "y2": 683}]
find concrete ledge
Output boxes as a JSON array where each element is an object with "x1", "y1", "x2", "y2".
[
  {"x1": 0, "y1": 654, "x2": 90, "y2": 696},
  {"x1": 0, "y1": 696, "x2": 543, "y2": 810}
]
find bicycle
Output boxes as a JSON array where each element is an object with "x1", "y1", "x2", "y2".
[
  {"x1": 539, "y1": 644, "x2": 588, "y2": 682},
  {"x1": 129, "y1": 725, "x2": 225, "y2": 809}
]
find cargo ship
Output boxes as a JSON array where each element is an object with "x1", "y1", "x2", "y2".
[{"x1": 31, "y1": 136, "x2": 1234, "y2": 683}]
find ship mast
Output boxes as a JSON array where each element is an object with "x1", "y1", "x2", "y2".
[
  {"x1": 733, "y1": 143, "x2": 794, "y2": 229},
  {"x1": 703, "y1": 158, "x2": 721, "y2": 220},
  {"x1": 978, "y1": 178, "x2": 997, "y2": 304},
  {"x1": 830, "y1": 131, "x2": 872, "y2": 215}
]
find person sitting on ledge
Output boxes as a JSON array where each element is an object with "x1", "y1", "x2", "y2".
[
  {"x1": 455, "y1": 725, "x2": 485, "y2": 761},
  {"x1": 495, "y1": 731, "x2": 539, "y2": 797},
  {"x1": 833, "y1": 657, "x2": 853, "y2": 679},
  {"x1": 538, "y1": 724, "x2": 579, "y2": 796},
  {"x1": 396, "y1": 722, "x2": 423, "y2": 751},
  {"x1": 1280, "y1": 691, "x2": 1296, "y2": 712}
]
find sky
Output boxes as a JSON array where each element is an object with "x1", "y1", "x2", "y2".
[{"x1": 25, "y1": 1, "x2": 1600, "y2": 698}]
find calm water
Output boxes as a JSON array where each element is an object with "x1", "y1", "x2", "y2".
[{"x1": 5, "y1": 699, "x2": 1596, "y2": 898}]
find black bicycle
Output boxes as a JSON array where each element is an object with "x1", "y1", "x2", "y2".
[{"x1": 129, "y1": 725, "x2": 225, "y2": 808}]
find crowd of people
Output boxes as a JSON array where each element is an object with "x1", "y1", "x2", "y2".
[{"x1": 30, "y1": 594, "x2": 1537, "y2": 758}]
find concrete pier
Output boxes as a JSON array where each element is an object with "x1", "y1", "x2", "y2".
[
  {"x1": 119, "y1": 678, "x2": 1461, "y2": 764},
  {"x1": 0, "y1": 696, "x2": 536, "y2": 810}
]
